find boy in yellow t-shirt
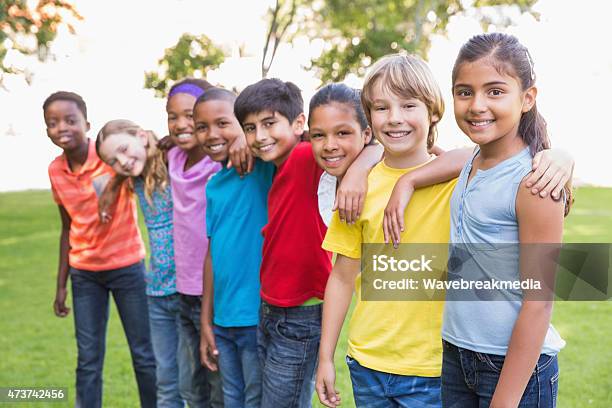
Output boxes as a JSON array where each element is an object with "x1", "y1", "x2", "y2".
[{"x1": 315, "y1": 54, "x2": 455, "y2": 408}]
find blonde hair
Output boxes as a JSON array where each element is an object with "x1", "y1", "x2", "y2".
[
  {"x1": 96, "y1": 119, "x2": 168, "y2": 205},
  {"x1": 361, "y1": 53, "x2": 444, "y2": 149}
]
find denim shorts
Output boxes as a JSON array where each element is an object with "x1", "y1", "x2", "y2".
[
  {"x1": 346, "y1": 356, "x2": 442, "y2": 408},
  {"x1": 441, "y1": 340, "x2": 559, "y2": 407}
]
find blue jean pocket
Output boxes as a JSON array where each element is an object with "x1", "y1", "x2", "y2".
[
  {"x1": 274, "y1": 319, "x2": 312, "y2": 344},
  {"x1": 480, "y1": 353, "x2": 504, "y2": 372}
]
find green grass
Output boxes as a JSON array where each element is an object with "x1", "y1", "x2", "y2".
[{"x1": 0, "y1": 187, "x2": 610, "y2": 407}]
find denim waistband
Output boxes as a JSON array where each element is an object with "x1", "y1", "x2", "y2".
[{"x1": 261, "y1": 301, "x2": 322, "y2": 319}]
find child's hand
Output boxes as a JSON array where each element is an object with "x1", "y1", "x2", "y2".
[
  {"x1": 227, "y1": 133, "x2": 254, "y2": 176},
  {"x1": 98, "y1": 186, "x2": 119, "y2": 224},
  {"x1": 526, "y1": 149, "x2": 574, "y2": 200},
  {"x1": 199, "y1": 323, "x2": 219, "y2": 371},
  {"x1": 383, "y1": 177, "x2": 415, "y2": 247},
  {"x1": 315, "y1": 360, "x2": 341, "y2": 407},
  {"x1": 98, "y1": 195, "x2": 114, "y2": 224},
  {"x1": 428, "y1": 144, "x2": 445, "y2": 156},
  {"x1": 334, "y1": 169, "x2": 368, "y2": 224},
  {"x1": 157, "y1": 135, "x2": 175, "y2": 151},
  {"x1": 53, "y1": 287, "x2": 70, "y2": 317}
]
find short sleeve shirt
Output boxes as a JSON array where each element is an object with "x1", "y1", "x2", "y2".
[
  {"x1": 206, "y1": 160, "x2": 275, "y2": 326},
  {"x1": 168, "y1": 147, "x2": 221, "y2": 295},
  {"x1": 323, "y1": 160, "x2": 457, "y2": 376},
  {"x1": 259, "y1": 142, "x2": 332, "y2": 307},
  {"x1": 48, "y1": 140, "x2": 145, "y2": 271}
]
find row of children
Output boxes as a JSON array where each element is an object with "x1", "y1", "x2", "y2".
[{"x1": 45, "y1": 32, "x2": 573, "y2": 408}]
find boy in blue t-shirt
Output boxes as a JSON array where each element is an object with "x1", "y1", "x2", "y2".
[{"x1": 195, "y1": 88, "x2": 275, "y2": 408}]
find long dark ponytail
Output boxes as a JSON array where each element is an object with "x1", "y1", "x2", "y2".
[{"x1": 453, "y1": 33, "x2": 571, "y2": 215}]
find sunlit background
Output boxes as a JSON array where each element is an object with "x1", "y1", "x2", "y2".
[{"x1": 0, "y1": 0, "x2": 610, "y2": 191}]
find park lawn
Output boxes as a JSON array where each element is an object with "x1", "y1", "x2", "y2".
[{"x1": 0, "y1": 188, "x2": 610, "y2": 407}]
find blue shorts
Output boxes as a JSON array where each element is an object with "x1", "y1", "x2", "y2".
[{"x1": 346, "y1": 355, "x2": 442, "y2": 408}]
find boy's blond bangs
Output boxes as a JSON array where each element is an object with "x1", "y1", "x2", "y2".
[{"x1": 361, "y1": 54, "x2": 444, "y2": 147}]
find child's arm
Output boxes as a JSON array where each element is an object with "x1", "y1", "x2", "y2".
[
  {"x1": 383, "y1": 147, "x2": 473, "y2": 245},
  {"x1": 524, "y1": 148, "x2": 574, "y2": 200},
  {"x1": 227, "y1": 132, "x2": 254, "y2": 176},
  {"x1": 489, "y1": 178, "x2": 564, "y2": 408},
  {"x1": 53, "y1": 205, "x2": 72, "y2": 318},
  {"x1": 315, "y1": 254, "x2": 360, "y2": 407},
  {"x1": 383, "y1": 148, "x2": 574, "y2": 246},
  {"x1": 157, "y1": 134, "x2": 175, "y2": 151},
  {"x1": 200, "y1": 242, "x2": 218, "y2": 371},
  {"x1": 98, "y1": 174, "x2": 128, "y2": 223},
  {"x1": 335, "y1": 143, "x2": 384, "y2": 224}
]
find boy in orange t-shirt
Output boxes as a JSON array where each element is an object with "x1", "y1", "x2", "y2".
[{"x1": 44, "y1": 91, "x2": 156, "y2": 408}]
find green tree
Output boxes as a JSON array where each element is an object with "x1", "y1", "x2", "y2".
[
  {"x1": 308, "y1": 0, "x2": 538, "y2": 82},
  {"x1": 144, "y1": 33, "x2": 226, "y2": 98},
  {"x1": 0, "y1": 0, "x2": 81, "y2": 86},
  {"x1": 262, "y1": 0, "x2": 304, "y2": 78}
]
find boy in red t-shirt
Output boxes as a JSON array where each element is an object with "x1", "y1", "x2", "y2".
[
  {"x1": 234, "y1": 79, "x2": 380, "y2": 407},
  {"x1": 44, "y1": 91, "x2": 156, "y2": 408}
]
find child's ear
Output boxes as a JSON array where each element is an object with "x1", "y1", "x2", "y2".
[
  {"x1": 137, "y1": 130, "x2": 150, "y2": 147},
  {"x1": 292, "y1": 113, "x2": 306, "y2": 137},
  {"x1": 431, "y1": 113, "x2": 440, "y2": 124},
  {"x1": 363, "y1": 126, "x2": 373, "y2": 145},
  {"x1": 522, "y1": 86, "x2": 537, "y2": 113}
]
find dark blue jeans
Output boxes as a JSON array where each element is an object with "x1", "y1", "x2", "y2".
[
  {"x1": 213, "y1": 325, "x2": 262, "y2": 408},
  {"x1": 70, "y1": 261, "x2": 157, "y2": 408},
  {"x1": 441, "y1": 340, "x2": 559, "y2": 408},
  {"x1": 346, "y1": 356, "x2": 441, "y2": 407},
  {"x1": 177, "y1": 294, "x2": 224, "y2": 408},
  {"x1": 257, "y1": 301, "x2": 321, "y2": 408}
]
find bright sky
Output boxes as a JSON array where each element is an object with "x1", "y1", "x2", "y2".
[{"x1": 0, "y1": 0, "x2": 610, "y2": 191}]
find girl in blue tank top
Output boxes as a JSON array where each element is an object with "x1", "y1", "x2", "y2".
[
  {"x1": 380, "y1": 34, "x2": 575, "y2": 408},
  {"x1": 440, "y1": 33, "x2": 571, "y2": 408}
]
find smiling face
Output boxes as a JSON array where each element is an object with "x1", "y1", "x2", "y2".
[
  {"x1": 453, "y1": 58, "x2": 536, "y2": 147},
  {"x1": 309, "y1": 102, "x2": 371, "y2": 178},
  {"x1": 242, "y1": 110, "x2": 304, "y2": 166},
  {"x1": 98, "y1": 132, "x2": 148, "y2": 176},
  {"x1": 44, "y1": 100, "x2": 90, "y2": 151},
  {"x1": 167, "y1": 93, "x2": 198, "y2": 151},
  {"x1": 369, "y1": 80, "x2": 436, "y2": 168},
  {"x1": 194, "y1": 99, "x2": 242, "y2": 162}
]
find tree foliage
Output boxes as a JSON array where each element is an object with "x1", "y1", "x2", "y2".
[
  {"x1": 0, "y1": 0, "x2": 81, "y2": 85},
  {"x1": 262, "y1": 0, "x2": 305, "y2": 78},
  {"x1": 307, "y1": 0, "x2": 538, "y2": 82},
  {"x1": 144, "y1": 33, "x2": 226, "y2": 98}
]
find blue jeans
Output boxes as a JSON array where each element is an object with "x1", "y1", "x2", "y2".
[
  {"x1": 213, "y1": 325, "x2": 262, "y2": 408},
  {"x1": 257, "y1": 302, "x2": 321, "y2": 408},
  {"x1": 70, "y1": 261, "x2": 156, "y2": 408},
  {"x1": 441, "y1": 340, "x2": 559, "y2": 407},
  {"x1": 177, "y1": 294, "x2": 224, "y2": 408},
  {"x1": 148, "y1": 294, "x2": 183, "y2": 408},
  {"x1": 346, "y1": 356, "x2": 441, "y2": 408}
]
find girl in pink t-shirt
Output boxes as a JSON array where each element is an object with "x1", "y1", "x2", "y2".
[{"x1": 164, "y1": 78, "x2": 223, "y2": 407}]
